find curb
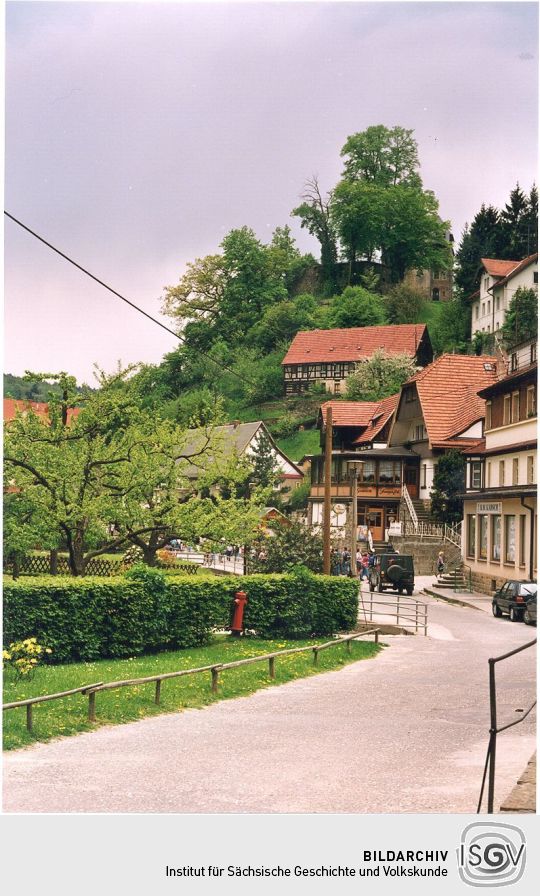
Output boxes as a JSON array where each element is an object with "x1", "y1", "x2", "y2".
[{"x1": 421, "y1": 587, "x2": 484, "y2": 611}]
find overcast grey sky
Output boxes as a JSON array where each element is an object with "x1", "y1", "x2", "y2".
[{"x1": 4, "y1": 1, "x2": 538, "y2": 383}]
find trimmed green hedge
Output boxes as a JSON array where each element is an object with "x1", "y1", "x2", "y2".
[{"x1": 3, "y1": 570, "x2": 358, "y2": 664}]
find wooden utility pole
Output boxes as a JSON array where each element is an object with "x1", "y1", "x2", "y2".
[
  {"x1": 350, "y1": 466, "x2": 359, "y2": 574},
  {"x1": 323, "y1": 406, "x2": 333, "y2": 574}
]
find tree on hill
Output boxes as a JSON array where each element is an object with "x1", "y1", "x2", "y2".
[
  {"x1": 384, "y1": 284, "x2": 426, "y2": 324},
  {"x1": 291, "y1": 176, "x2": 338, "y2": 293},
  {"x1": 500, "y1": 287, "x2": 538, "y2": 348},
  {"x1": 345, "y1": 350, "x2": 417, "y2": 401},
  {"x1": 328, "y1": 285, "x2": 387, "y2": 328},
  {"x1": 340, "y1": 125, "x2": 422, "y2": 188}
]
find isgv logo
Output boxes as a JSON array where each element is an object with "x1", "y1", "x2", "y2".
[{"x1": 457, "y1": 823, "x2": 526, "y2": 887}]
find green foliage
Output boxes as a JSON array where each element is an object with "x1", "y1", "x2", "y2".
[
  {"x1": 340, "y1": 125, "x2": 421, "y2": 188},
  {"x1": 286, "y1": 477, "x2": 312, "y2": 512},
  {"x1": 345, "y1": 350, "x2": 417, "y2": 401},
  {"x1": 248, "y1": 299, "x2": 316, "y2": 352},
  {"x1": 384, "y1": 284, "x2": 426, "y2": 324},
  {"x1": 500, "y1": 287, "x2": 538, "y2": 348},
  {"x1": 250, "y1": 520, "x2": 324, "y2": 574},
  {"x1": 328, "y1": 286, "x2": 387, "y2": 328},
  {"x1": 430, "y1": 450, "x2": 466, "y2": 525},
  {"x1": 428, "y1": 298, "x2": 471, "y2": 355},
  {"x1": 121, "y1": 545, "x2": 145, "y2": 568},
  {"x1": 276, "y1": 428, "x2": 320, "y2": 462},
  {"x1": 3, "y1": 573, "x2": 359, "y2": 661}
]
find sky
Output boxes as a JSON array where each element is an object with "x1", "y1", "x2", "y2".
[{"x1": 4, "y1": 0, "x2": 538, "y2": 383}]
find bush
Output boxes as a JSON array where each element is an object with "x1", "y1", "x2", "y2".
[{"x1": 3, "y1": 573, "x2": 358, "y2": 662}]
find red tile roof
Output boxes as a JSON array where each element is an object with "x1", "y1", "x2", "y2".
[
  {"x1": 353, "y1": 393, "x2": 400, "y2": 445},
  {"x1": 491, "y1": 252, "x2": 538, "y2": 288},
  {"x1": 320, "y1": 401, "x2": 380, "y2": 427},
  {"x1": 3, "y1": 398, "x2": 82, "y2": 425},
  {"x1": 402, "y1": 354, "x2": 499, "y2": 447},
  {"x1": 481, "y1": 258, "x2": 520, "y2": 278},
  {"x1": 282, "y1": 324, "x2": 427, "y2": 365}
]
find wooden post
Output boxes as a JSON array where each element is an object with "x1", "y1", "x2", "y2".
[
  {"x1": 350, "y1": 466, "x2": 359, "y2": 574},
  {"x1": 268, "y1": 657, "x2": 275, "y2": 679},
  {"x1": 313, "y1": 647, "x2": 319, "y2": 666},
  {"x1": 26, "y1": 703, "x2": 33, "y2": 732},
  {"x1": 346, "y1": 639, "x2": 351, "y2": 654},
  {"x1": 415, "y1": 603, "x2": 419, "y2": 633},
  {"x1": 211, "y1": 668, "x2": 219, "y2": 694},
  {"x1": 375, "y1": 630, "x2": 379, "y2": 644},
  {"x1": 88, "y1": 691, "x2": 96, "y2": 722},
  {"x1": 155, "y1": 680, "x2": 161, "y2": 705},
  {"x1": 396, "y1": 595, "x2": 400, "y2": 626},
  {"x1": 323, "y1": 406, "x2": 333, "y2": 575}
]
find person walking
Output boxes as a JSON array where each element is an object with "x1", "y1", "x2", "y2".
[
  {"x1": 366, "y1": 524, "x2": 374, "y2": 554},
  {"x1": 360, "y1": 552, "x2": 370, "y2": 581},
  {"x1": 437, "y1": 550, "x2": 445, "y2": 577}
]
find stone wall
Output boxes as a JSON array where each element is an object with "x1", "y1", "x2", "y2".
[{"x1": 390, "y1": 536, "x2": 462, "y2": 575}]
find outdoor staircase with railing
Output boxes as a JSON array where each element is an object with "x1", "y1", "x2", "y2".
[
  {"x1": 431, "y1": 562, "x2": 472, "y2": 592},
  {"x1": 400, "y1": 485, "x2": 462, "y2": 549}
]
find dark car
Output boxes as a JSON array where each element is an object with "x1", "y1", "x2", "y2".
[
  {"x1": 369, "y1": 553, "x2": 415, "y2": 596},
  {"x1": 492, "y1": 580, "x2": 537, "y2": 622},
  {"x1": 524, "y1": 592, "x2": 537, "y2": 626}
]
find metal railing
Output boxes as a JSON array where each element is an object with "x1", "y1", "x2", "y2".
[
  {"x1": 357, "y1": 590, "x2": 428, "y2": 635},
  {"x1": 402, "y1": 519, "x2": 462, "y2": 549},
  {"x1": 3, "y1": 630, "x2": 380, "y2": 733},
  {"x1": 477, "y1": 637, "x2": 537, "y2": 813},
  {"x1": 401, "y1": 484, "x2": 418, "y2": 528}
]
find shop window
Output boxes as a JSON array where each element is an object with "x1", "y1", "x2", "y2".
[
  {"x1": 504, "y1": 515, "x2": 516, "y2": 563},
  {"x1": 479, "y1": 515, "x2": 488, "y2": 559},
  {"x1": 467, "y1": 515, "x2": 476, "y2": 559},
  {"x1": 491, "y1": 515, "x2": 501, "y2": 561},
  {"x1": 511, "y1": 391, "x2": 520, "y2": 423},
  {"x1": 512, "y1": 458, "x2": 519, "y2": 485}
]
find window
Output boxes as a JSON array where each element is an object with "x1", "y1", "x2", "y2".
[
  {"x1": 479, "y1": 515, "x2": 488, "y2": 559},
  {"x1": 503, "y1": 394, "x2": 511, "y2": 425},
  {"x1": 333, "y1": 382, "x2": 341, "y2": 394},
  {"x1": 511, "y1": 352, "x2": 518, "y2": 372},
  {"x1": 422, "y1": 464, "x2": 427, "y2": 489},
  {"x1": 496, "y1": 296, "x2": 500, "y2": 311},
  {"x1": 526, "y1": 385, "x2": 536, "y2": 417},
  {"x1": 511, "y1": 391, "x2": 520, "y2": 423},
  {"x1": 512, "y1": 457, "x2": 519, "y2": 485},
  {"x1": 471, "y1": 461, "x2": 482, "y2": 489},
  {"x1": 413, "y1": 423, "x2": 426, "y2": 441},
  {"x1": 475, "y1": 306, "x2": 479, "y2": 320},
  {"x1": 491, "y1": 515, "x2": 501, "y2": 561},
  {"x1": 527, "y1": 455, "x2": 535, "y2": 484},
  {"x1": 359, "y1": 461, "x2": 376, "y2": 484},
  {"x1": 531, "y1": 342, "x2": 537, "y2": 363},
  {"x1": 481, "y1": 303, "x2": 485, "y2": 316},
  {"x1": 404, "y1": 387, "x2": 415, "y2": 403},
  {"x1": 484, "y1": 277, "x2": 489, "y2": 290},
  {"x1": 467, "y1": 515, "x2": 476, "y2": 558},
  {"x1": 499, "y1": 460, "x2": 505, "y2": 486},
  {"x1": 519, "y1": 515, "x2": 526, "y2": 566},
  {"x1": 504, "y1": 515, "x2": 516, "y2": 563},
  {"x1": 487, "y1": 462, "x2": 491, "y2": 487},
  {"x1": 534, "y1": 271, "x2": 538, "y2": 285},
  {"x1": 378, "y1": 461, "x2": 401, "y2": 485},
  {"x1": 485, "y1": 401, "x2": 492, "y2": 431},
  {"x1": 432, "y1": 287, "x2": 440, "y2": 301},
  {"x1": 487, "y1": 300, "x2": 491, "y2": 315}
]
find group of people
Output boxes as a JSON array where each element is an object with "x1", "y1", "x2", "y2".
[{"x1": 331, "y1": 547, "x2": 377, "y2": 579}]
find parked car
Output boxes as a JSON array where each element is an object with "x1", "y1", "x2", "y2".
[
  {"x1": 524, "y1": 592, "x2": 537, "y2": 626},
  {"x1": 369, "y1": 553, "x2": 415, "y2": 596},
  {"x1": 492, "y1": 581, "x2": 537, "y2": 622}
]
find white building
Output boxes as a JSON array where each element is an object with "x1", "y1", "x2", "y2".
[{"x1": 471, "y1": 254, "x2": 538, "y2": 339}]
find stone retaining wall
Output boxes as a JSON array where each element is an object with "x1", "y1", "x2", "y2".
[{"x1": 390, "y1": 537, "x2": 461, "y2": 575}]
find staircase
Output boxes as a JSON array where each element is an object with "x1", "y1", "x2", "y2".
[
  {"x1": 410, "y1": 499, "x2": 436, "y2": 524},
  {"x1": 431, "y1": 563, "x2": 471, "y2": 592}
]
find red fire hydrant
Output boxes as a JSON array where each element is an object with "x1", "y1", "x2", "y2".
[{"x1": 231, "y1": 590, "x2": 248, "y2": 637}]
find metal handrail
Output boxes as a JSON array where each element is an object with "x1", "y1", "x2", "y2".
[
  {"x1": 358, "y1": 590, "x2": 428, "y2": 635},
  {"x1": 477, "y1": 637, "x2": 537, "y2": 813},
  {"x1": 401, "y1": 484, "x2": 418, "y2": 529}
]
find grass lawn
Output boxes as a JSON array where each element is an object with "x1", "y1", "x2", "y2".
[
  {"x1": 277, "y1": 428, "x2": 320, "y2": 460},
  {"x1": 3, "y1": 635, "x2": 382, "y2": 751}
]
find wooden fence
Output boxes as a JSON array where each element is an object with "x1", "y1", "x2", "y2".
[
  {"x1": 3, "y1": 555, "x2": 200, "y2": 578},
  {"x1": 3, "y1": 629, "x2": 380, "y2": 732}
]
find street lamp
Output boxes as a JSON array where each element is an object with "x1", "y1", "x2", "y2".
[{"x1": 348, "y1": 460, "x2": 365, "y2": 576}]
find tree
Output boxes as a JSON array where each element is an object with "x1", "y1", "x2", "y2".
[
  {"x1": 330, "y1": 180, "x2": 385, "y2": 265},
  {"x1": 501, "y1": 183, "x2": 529, "y2": 258},
  {"x1": 430, "y1": 450, "x2": 465, "y2": 525},
  {"x1": 291, "y1": 176, "x2": 338, "y2": 291},
  {"x1": 248, "y1": 299, "x2": 316, "y2": 352},
  {"x1": 340, "y1": 124, "x2": 422, "y2": 188},
  {"x1": 379, "y1": 185, "x2": 452, "y2": 282},
  {"x1": 500, "y1": 287, "x2": 538, "y2": 348},
  {"x1": 384, "y1": 284, "x2": 426, "y2": 324},
  {"x1": 429, "y1": 299, "x2": 470, "y2": 355},
  {"x1": 345, "y1": 350, "x2": 417, "y2": 401},
  {"x1": 328, "y1": 286, "x2": 387, "y2": 328},
  {"x1": 250, "y1": 430, "x2": 281, "y2": 491},
  {"x1": 250, "y1": 520, "x2": 324, "y2": 573},
  {"x1": 162, "y1": 253, "x2": 226, "y2": 327}
]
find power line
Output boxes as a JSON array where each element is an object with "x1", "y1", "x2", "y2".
[{"x1": 4, "y1": 210, "x2": 253, "y2": 385}]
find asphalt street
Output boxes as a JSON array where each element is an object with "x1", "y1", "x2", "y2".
[{"x1": 3, "y1": 579, "x2": 536, "y2": 814}]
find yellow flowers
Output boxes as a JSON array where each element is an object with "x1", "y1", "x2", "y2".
[{"x1": 3, "y1": 637, "x2": 52, "y2": 679}]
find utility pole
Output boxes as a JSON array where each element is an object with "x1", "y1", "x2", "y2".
[
  {"x1": 323, "y1": 405, "x2": 333, "y2": 574},
  {"x1": 350, "y1": 465, "x2": 358, "y2": 575}
]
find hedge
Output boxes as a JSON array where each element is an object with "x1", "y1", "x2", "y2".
[{"x1": 3, "y1": 569, "x2": 358, "y2": 664}]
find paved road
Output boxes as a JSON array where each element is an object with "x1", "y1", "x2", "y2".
[{"x1": 3, "y1": 585, "x2": 536, "y2": 814}]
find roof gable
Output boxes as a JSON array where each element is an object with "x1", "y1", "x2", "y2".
[{"x1": 481, "y1": 258, "x2": 520, "y2": 278}]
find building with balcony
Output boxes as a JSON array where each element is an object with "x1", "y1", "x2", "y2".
[
  {"x1": 470, "y1": 254, "x2": 538, "y2": 339},
  {"x1": 282, "y1": 324, "x2": 432, "y2": 395},
  {"x1": 462, "y1": 339, "x2": 537, "y2": 592}
]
